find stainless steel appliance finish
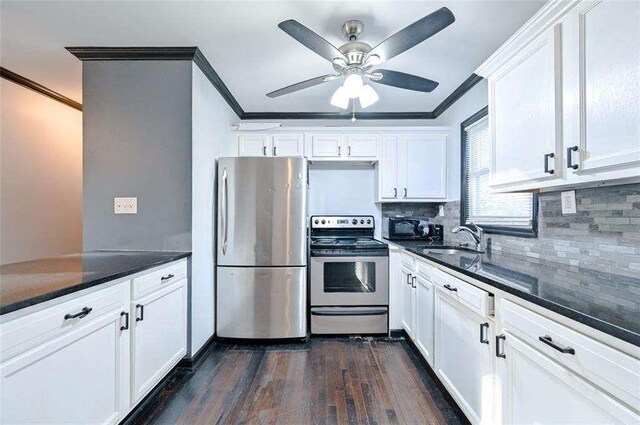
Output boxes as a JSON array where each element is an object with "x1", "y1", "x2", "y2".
[
  {"x1": 382, "y1": 216, "x2": 443, "y2": 241},
  {"x1": 309, "y1": 215, "x2": 389, "y2": 335},
  {"x1": 216, "y1": 267, "x2": 306, "y2": 339},
  {"x1": 216, "y1": 157, "x2": 308, "y2": 339},
  {"x1": 217, "y1": 157, "x2": 307, "y2": 267}
]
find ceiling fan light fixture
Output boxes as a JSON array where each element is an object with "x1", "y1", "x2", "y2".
[
  {"x1": 330, "y1": 86, "x2": 350, "y2": 109},
  {"x1": 359, "y1": 84, "x2": 379, "y2": 108},
  {"x1": 343, "y1": 73, "x2": 364, "y2": 98}
]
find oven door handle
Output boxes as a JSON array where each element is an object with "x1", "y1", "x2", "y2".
[{"x1": 311, "y1": 308, "x2": 388, "y2": 316}]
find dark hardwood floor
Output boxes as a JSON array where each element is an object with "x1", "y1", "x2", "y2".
[{"x1": 135, "y1": 337, "x2": 468, "y2": 425}]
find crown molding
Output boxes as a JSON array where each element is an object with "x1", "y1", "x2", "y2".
[
  {"x1": 66, "y1": 46, "x2": 483, "y2": 120},
  {"x1": 0, "y1": 66, "x2": 82, "y2": 111}
]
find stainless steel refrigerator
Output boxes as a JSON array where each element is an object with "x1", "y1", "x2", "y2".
[{"x1": 216, "y1": 157, "x2": 308, "y2": 339}]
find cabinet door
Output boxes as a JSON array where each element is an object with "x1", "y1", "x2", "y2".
[
  {"x1": 400, "y1": 266, "x2": 414, "y2": 337},
  {"x1": 490, "y1": 25, "x2": 563, "y2": 190},
  {"x1": 499, "y1": 332, "x2": 639, "y2": 425},
  {"x1": 310, "y1": 134, "x2": 343, "y2": 158},
  {"x1": 238, "y1": 134, "x2": 270, "y2": 157},
  {"x1": 435, "y1": 289, "x2": 494, "y2": 424},
  {"x1": 131, "y1": 280, "x2": 187, "y2": 403},
  {"x1": 388, "y1": 249, "x2": 403, "y2": 330},
  {"x1": 564, "y1": 1, "x2": 640, "y2": 176},
  {"x1": 414, "y1": 274, "x2": 434, "y2": 366},
  {"x1": 1, "y1": 308, "x2": 130, "y2": 425},
  {"x1": 401, "y1": 135, "x2": 447, "y2": 200},
  {"x1": 346, "y1": 135, "x2": 378, "y2": 158},
  {"x1": 272, "y1": 133, "x2": 304, "y2": 157},
  {"x1": 379, "y1": 136, "x2": 400, "y2": 200}
]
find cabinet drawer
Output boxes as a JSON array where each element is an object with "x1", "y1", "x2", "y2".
[
  {"x1": 400, "y1": 252, "x2": 414, "y2": 269},
  {"x1": 501, "y1": 299, "x2": 640, "y2": 410},
  {"x1": 414, "y1": 259, "x2": 433, "y2": 281},
  {"x1": 0, "y1": 281, "x2": 129, "y2": 362},
  {"x1": 133, "y1": 260, "x2": 187, "y2": 299},
  {"x1": 432, "y1": 268, "x2": 492, "y2": 318}
]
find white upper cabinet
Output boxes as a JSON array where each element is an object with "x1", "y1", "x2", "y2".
[
  {"x1": 402, "y1": 135, "x2": 447, "y2": 200},
  {"x1": 272, "y1": 133, "x2": 305, "y2": 157},
  {"x1": 345, "y1": 135, "x2": 378, "y2": 158},
  {"x1": 379, "y1": 136, "x2": 400, "y2": 200},
  {"x1": 563, "y1": 0, "x2": 640, "y2": 180},
  {"x1": 238, "y1": 134, "x2": 270, "y2": 157},
  {"x1": 478, "y1": 0, "x2": 640, "y2": 192},
  {"x1": 309, "y1": 133, "x2": 344, "y2": 158},
  {"x1": 489, "y1": 24, "x2": 564, "y2": 190},
  {"x1": 238, "y1": 133, "x2": 304, "y2": 157}
]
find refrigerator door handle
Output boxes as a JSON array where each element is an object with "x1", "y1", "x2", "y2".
[{"x1": 222, "y1": 168, "x2": 228, "y2": 255}]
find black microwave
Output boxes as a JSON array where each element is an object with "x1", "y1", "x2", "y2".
[{"x1": 382, "y1": 217, "x2": 443, "y2": 241}]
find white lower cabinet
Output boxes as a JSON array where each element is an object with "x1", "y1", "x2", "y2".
[
  {"x1": 0, "y1": 259, "x2": 188, "y2": 424},
  {"x1": 400, "y1": 265, "x2": 414, "y2": 338},
  {"x1": 498, "y1": 331, "x2": 639, "y2": 425},
  {"x1": 131, "y1": 279, "x2": 187, "y2": 403},
  {"x1": 0, "y1": 282, "x2": 131, "y2": 425},
  {"x1": 414, "y1": 273, "x2": 435, "y2": 366},
  {"x1": 435, "y1": 287, "x2": 494, "y2": 425}
]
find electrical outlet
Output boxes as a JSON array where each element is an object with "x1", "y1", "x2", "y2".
[
  {"x1": 561, "y1": 191, "x2": 577, "y2": 214},
  {"x1": 114, "y1": 197, "x2": 137, "y2": 214},
  {"x1": 439, "y1": 205, "x2": 445, "y2": 217}
]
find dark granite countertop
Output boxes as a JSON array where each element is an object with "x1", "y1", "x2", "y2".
[
  {"x1": 0, "y1": 250, "x2": 191, "y2": 315},
  {"x1": 386, "y1": 239, "x2": 640, "y2": 347}
]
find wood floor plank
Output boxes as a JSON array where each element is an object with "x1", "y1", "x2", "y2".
[{"x1": 136, "y1": 338, "x2": 468, "y2": 425}]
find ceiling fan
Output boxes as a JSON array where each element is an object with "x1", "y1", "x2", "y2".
[{"x1": 266, "y1": 7, "x2": 455, "y2": 111}]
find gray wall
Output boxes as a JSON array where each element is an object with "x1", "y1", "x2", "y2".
[
  {"x1": 1, "y1": 79, "x2": 83, "y2": 264},
  {"x1": 382, "y1": 183, "x2": 640, "y2": 278},
  {"x1": 83, "y1": 61, "x2": 193, "y2": 251}
]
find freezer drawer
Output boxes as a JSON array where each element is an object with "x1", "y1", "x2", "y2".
[
  {"x1": 311, "y1": 307, "x2": 388, "y2": 335},
  {"x1": 216, "y1": 266, "x2": 307, "y2": 339}
]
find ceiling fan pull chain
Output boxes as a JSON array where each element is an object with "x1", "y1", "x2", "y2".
[{"x1": 351, "y1": 100, "x2": 357, "y2": 123}]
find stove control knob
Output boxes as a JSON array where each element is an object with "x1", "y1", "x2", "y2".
[
  {"x1": 367, "y1": 219, "x2": 371, "y2": 224},
  {"x1": 314, "y1": 219, "x2": 319, "y2": 224},
  {"x1": 321, "y1": 219, "x2": 326, "y2": 224},
  {"x1": 360, "y1": 219, "x2": 364, "y2": 224},
  {"x1": 352, "y1": 219, "x2": 358, "y2": 225}
]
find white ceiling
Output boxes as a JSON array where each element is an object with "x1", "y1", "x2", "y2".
[{"x1": 0, "y1": 1, "x2": 543, "y2": 113}]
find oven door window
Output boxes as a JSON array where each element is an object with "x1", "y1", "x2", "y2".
[{"x1": 323, "y1": 262, "x2": 376, "y2": 293}]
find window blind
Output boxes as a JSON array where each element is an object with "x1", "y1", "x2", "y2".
[{"x1": 464, "y1": 116, "x2": 533, "y2": 228}]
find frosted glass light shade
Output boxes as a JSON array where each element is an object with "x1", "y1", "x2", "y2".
[
  {"x1": 359, "y1": 84, "x2": 379, "y2": 108},
  {"x1": 343, "y1": 74, "x2": 364, "y2": 98},
  {"x1": 330, "y1": 86, "x2": 350, "y2": 109}
]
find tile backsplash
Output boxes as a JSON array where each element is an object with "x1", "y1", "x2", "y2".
[{"x1": 381, "y1": 183, "x2": 640, "y2": 277}]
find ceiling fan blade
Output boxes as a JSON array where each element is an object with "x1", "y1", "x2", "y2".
[
  {"x1": 366, "y1": 7, "x2": 455, "y2": 64},
  {"x1": 266, "y1": 74, "x2": 339, "y2": 98},
  {"x1": 371, "y1": 69, "x2": 439, "y2": 92},
  {"x1": 278, "y1": 20, "x2": 347, "y2": 63}
]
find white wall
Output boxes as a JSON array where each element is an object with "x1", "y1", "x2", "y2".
[
  {"x1": 191, "y1": 64, "x2": 237, "y2": 356},
  {"x1": 308, "y1": 163, "x2": 382, "y2": 237},
  {"x1": 432, "y1": 79, "x2": 489, "y2": 200},
  {"x1": 0, "y1": 80, "x2": 82, "y2": 264}
]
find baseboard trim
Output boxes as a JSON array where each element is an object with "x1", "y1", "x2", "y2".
[{"x1": 177, "y1": 334, "x2": 217, "y2": 372}]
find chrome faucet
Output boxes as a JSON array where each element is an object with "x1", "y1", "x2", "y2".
[{"x1": 452, "y1": 222, "x2": 484, "y2": 252}]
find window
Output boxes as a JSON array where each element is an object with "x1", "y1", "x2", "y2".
[{"x1": 461, "y1": 107, "x2": 537, "y2": 237}]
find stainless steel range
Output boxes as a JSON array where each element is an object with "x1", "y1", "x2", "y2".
[{"x1": 309, "y1": 215, "x2": 389, "y2": 335}]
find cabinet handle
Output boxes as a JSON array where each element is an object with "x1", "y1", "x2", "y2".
[
  {"x1": 273, "y1": 146, "x2": 277, "y2": 156},
  {"x1": 136, "y1": 304, "x2": 144, "y2": 322},
  {"x1": 403, "y1": 188, "x2": 407, "y2": 198},
  {"x1": 263, "y1": 146, "x2": 267, "y2": 156},
  {"x1": 406, "y1": 273, "x2": 412, "y2": 285},
  {"x1": 120, "y1": 311, "x2": 129, "y2": 331},
  {"x1": 161, "y1": 273, "x2": 174, "y2": 281},
  {"x1": 443, "y1": 284, "x2": 457, "y2": 292},
  {"x1": 411, "y1": 276, "x2": 417, "y2": 289},
  {"x1": 566, "y1": 146, "x2": 579, "y2": 170},
  {"x1": 394, "y1": 188, "x2": 397, "y2": 198},
  {"x1": 480, "y1": 322, "x2": 489, "y2": 344},
  {"x1": 539, "y1": 335, "x2": 575, "y2": 355},
  {"x1": 544, "y1": 152, "x2": 555, "y2": 174},
  {"x1": 348, "y1": 146, "x2": 351, "y2": 156},
  {"x1": 496, "y1": 334, "x2": 506, "y2": 358},
  {"x1": 64, "y1": 307, "x2": 92, "y2": 320},
  {"x1": 338, "y1": 146, "x2": 341, "y2": 156}
]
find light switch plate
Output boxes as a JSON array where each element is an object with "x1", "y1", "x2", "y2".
[
  {"x1": 114, "y1": 197, "x2": 137, "y2": 214},
  {"x1": 561, "y1": 191, "x2": 577, "y2": 214}
]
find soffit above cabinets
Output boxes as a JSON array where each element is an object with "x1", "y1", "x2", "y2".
[{"x1": 1, "y1": 1, "x2": 543, "y2": 114}]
